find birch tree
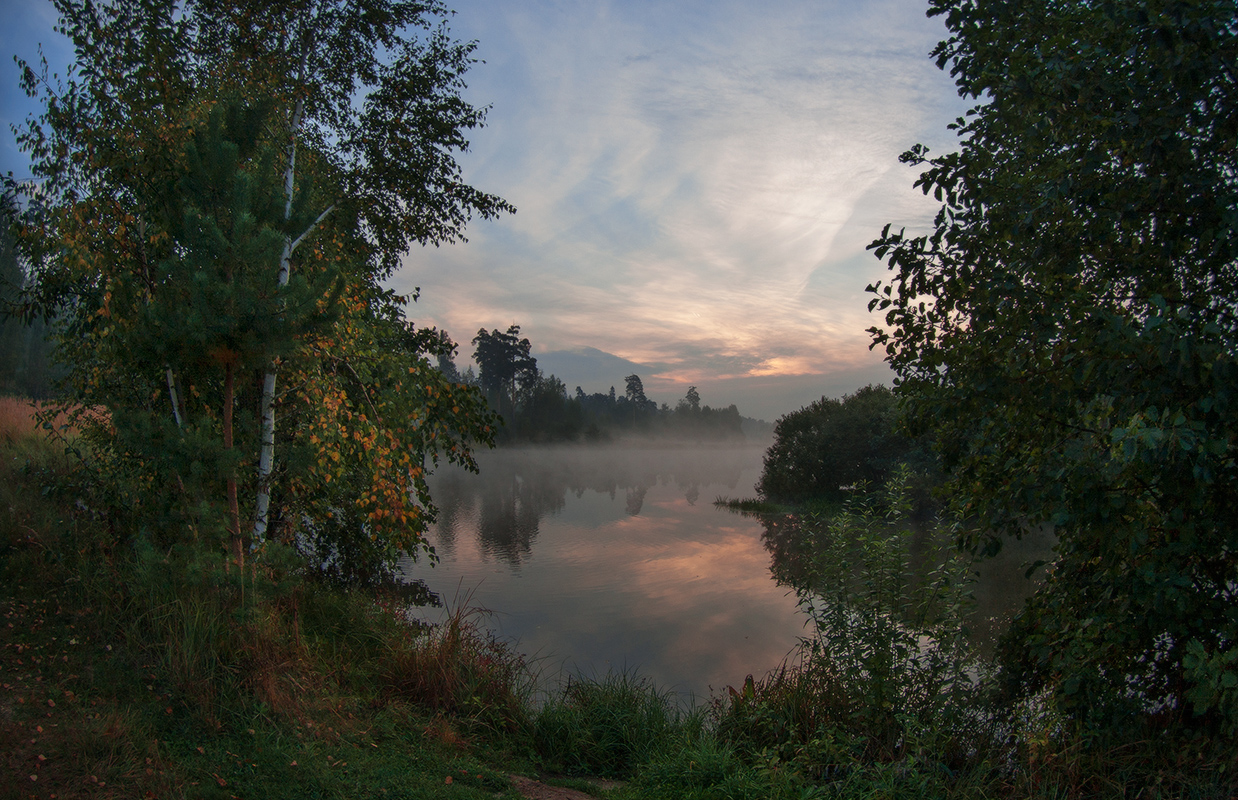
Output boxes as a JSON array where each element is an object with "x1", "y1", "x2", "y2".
[{"x1": 8, "y1": 0, "x2": 507, "y2": 575}]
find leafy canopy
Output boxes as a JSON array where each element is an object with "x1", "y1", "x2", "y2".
[
  {"x1": 8, "y1": 0, "x2": 507, "y2": 579},
  {"x1": 868, "y1": 0, "x2": 1238, "y2": 734},
  {"x1": 757, "y1": 385, "x2": 923, "y2": 504}
]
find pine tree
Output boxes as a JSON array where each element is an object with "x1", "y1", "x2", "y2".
[{"x1": 8, "y1": 0, "x2": 507, "y2": 576}]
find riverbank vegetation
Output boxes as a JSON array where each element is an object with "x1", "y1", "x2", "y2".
[
  {"x1": 754, "y1": 384, "x2": 939, "y2": 514},
  {"x1": 4, "y1": 407, "x2": 1233, "y2": 798},
  {"x1": 735, "y1": 0, "x2": 1238, "y2": 788},
  {"x1": 868, "y1": 0, "x2": 1238, "y2": 759}
]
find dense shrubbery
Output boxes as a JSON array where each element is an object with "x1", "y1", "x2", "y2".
[
  {"x1": 869, "y1": 0, "x2": 1238, "y2": 743},
  {"x1": 756, "y1": 385, "x2": 934, "y2": 505}
]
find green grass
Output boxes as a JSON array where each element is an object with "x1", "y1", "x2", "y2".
[
  {"x1": 533, "y1": 670, "x2": 704, "y2": 777},
  {"x1": 2, "y1": 402, "x2": 1236, "y2": 799},
  {"x1": 714, "y1": 494, "x2": 848, "y2": 517},
  {"x1": 713, "y1": 496, "x2": 783, "y2": 514}
]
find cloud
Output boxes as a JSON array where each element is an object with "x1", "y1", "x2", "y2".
[{"x1": 393, "y1": 0, "x2": 971, "y2": 418}]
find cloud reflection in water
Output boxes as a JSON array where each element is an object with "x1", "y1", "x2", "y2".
[{"x1": 400, "y1": 445, "x2": 805, "y2": 699}]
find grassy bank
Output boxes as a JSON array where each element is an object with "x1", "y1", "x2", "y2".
[{"x1": 2, "y1": 397, "x2": 1234, "y2": 799}]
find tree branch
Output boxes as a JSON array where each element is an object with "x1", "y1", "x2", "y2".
[{"x1": 289, "y1": 203, "x2": 336, "y2": 255}]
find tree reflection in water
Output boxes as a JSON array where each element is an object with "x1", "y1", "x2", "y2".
[
  {"x1": 402, "y1": 445, "x2": 815, "y2": 699},
  {"x1": 426, "y1": 446, "x2": 750, "y2": 568},
  {"x1": 751, "y1": 501, "x2": 1055, "y2": 653}
]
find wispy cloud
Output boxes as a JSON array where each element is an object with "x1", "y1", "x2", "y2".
[
  {"x1": 0, "y1": 0, "x2": 966, "y2": 419},
  {"x1": 399, "y1": 0, "x2": 969, "y2": 419}
]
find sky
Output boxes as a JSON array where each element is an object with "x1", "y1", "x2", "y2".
[{"x1": 1, "y1": 0, "x2": 974, "y2": 422}]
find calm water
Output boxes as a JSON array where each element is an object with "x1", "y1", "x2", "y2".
[
  {"x1": 398, "y1": 444, "x2": 805, "y2": 700},
  {"x1": 398, "y1": 444, "x2": 1051, "y2": 700}
]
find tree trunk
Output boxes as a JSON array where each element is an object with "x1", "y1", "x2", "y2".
[
  {"x1": 253, "y1": 95, "x2": 304, "y2": 542},
  {"x1": 224, "y1": 360, "x2": 243, "y2": 570}
]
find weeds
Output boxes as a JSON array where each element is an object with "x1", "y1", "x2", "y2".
[
  {"x1": 381, "y1": 595, "x2": 532, "y2": 734},
  {"x1": 534, "y1": 670, "x2": 704, "y2": 778},
  {"x1": 3, "y1": 400, "x2": 1237, "y2": 798}
]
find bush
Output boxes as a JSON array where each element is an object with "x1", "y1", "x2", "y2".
[
  {"x1": 533, "y1": 671, "x2": 700, "y2": 777},
  {"x1": 719, "y1": 469, "x2": 990, "y2": 780},
  {"x1": 757, "y1": 385, "x2": 933, "y2": 505}
]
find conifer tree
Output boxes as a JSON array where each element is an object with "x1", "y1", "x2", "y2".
[{"x1": 7, "y1": 0, "x2": 506, "y2": 576}]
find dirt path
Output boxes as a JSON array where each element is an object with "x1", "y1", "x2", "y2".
[{"x1": 508, "y1": 774, "x2": 624, "y2": 800}]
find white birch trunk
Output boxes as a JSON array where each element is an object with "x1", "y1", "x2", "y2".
[
  {"x1": 165, "y1": 366, "x2": 183, "y2": 428},
  {"x1": 252, "y1": 94, "x2": 304, "y2": 541}
]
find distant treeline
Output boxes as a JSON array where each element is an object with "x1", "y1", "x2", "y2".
[{"x1": 436, "y1": 324, "x2": 765, "y2": 443}]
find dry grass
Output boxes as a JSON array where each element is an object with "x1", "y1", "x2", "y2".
[
  {"x1": 0, "y1": 396, "x2": 99, "y2": 449},
  {"x1": 380, "y1": 600, "x2": 531, "y2": 734},
  {"x1": 0, "y1": 397, "x2": 110, "y2": 475},
  {"x1": 0, "y1": 396, "x2": 44, "y2": 444}
]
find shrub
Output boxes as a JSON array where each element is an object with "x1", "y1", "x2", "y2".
[
  {"x1": 757, "y1": 385, "x2": 934, "y2": 505},
  {"x1": 719, "y1": 469, "x2": 990, "y2": 781},
  {"x1": 533, "y1": 670, "x2": 700, "y2": 777}
]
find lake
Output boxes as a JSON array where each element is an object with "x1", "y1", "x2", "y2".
[
  {"x1": 398, "y1": 443, "x2": 807, "y2": 700},
  {"x1": 398, "y1": 443, "x2": 1051, "y2": 701}
]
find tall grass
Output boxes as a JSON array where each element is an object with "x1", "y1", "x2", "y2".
[
  {"x1": 533, "y1": 669, "x2": 706, "y2": 777},
  {"x1": 379, "y1": 595, "x2": 533, "y2": 734}
]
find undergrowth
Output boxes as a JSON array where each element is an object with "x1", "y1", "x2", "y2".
[
  {"x1": 533, "y1": 670, "x2": 704, "y2": 777},
  {"x1": 2, "y1": 397, "x2": 1235, "y2": 799}
]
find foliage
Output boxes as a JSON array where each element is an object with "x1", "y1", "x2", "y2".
[
  {"x1": 757, "y1": 385, "x2": 929, "y2": 503},
  {"x1": 667, "y1": 384, "x2": 745, "y2": 440},
  {"x1": 719, "y1": 468, "x2": 986, "y2": 780},
  {"x1": 682, "y1": 385, "x2": 701, "y2": 412},
  {"x1": 868, "y1": 0, "x2": 1238, "y2": 735},
  {"x1": 508, "y1": 370, "x2": 589, "y2": 442},
  {"x1": 7, "y1": 0, "x2": 506, "y2": 577},
  {"x1": 533, "y1": 671, "x2": 701, "y2": 778},
  {"x1": 0, "y1": 196, "x2": 58, "y2": 399},
  {"x1": 624, "y1": 373, "x2": 651, "y2": 407},
  {"x1": 472, "y1": 324, "x2": 537, "y2": 418}
]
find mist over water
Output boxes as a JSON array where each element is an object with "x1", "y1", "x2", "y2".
[
  {"x1": 399, "y1": 444, "x2": 804, "y2": 700},
  {"x1": 399, "y1": 443, "x2": 1051, "y2": 700}
]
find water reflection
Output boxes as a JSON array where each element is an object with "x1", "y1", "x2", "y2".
[
  {"x1": 425, "y1": 447, "x2": 748, "y2": 569},
  {"x1": 400, "y1": 445, "x2": 803, "y2": 698},
  {"x1": 402, "y1": 445, "x2": 1056, "y2": 699},
  {"x1": 754, "y1": 509, "x2": 1055, "y2": 652}
]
